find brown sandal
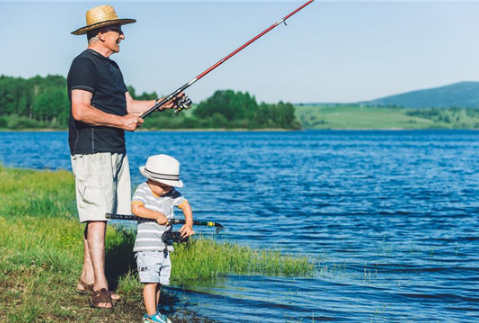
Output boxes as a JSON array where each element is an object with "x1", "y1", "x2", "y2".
[
  {"x1": 78, "y1": 280, "x2": 121, "y2": 301},
  {"x1": 77, "y1": 279, "x2": 94, "y2": 295},
  {"x1": 89, "y1": 288, "x2": 113, "y2": 311}
]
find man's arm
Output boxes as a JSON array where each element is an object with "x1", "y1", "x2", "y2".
[
  {"x1": 125, "y1": 91, "x2": 185, "y2": 115},
  {"x1": 71, "y1": 89, "x2": 143, "y2": 131}
]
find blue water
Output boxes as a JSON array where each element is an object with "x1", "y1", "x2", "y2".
[{"x1": 1, "y1": 130, "x2": 478, "y2": 322}]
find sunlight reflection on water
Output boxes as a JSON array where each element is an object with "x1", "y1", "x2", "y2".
[{"x1": 1, "y1": 130, "x2": 478, "y2": 322}]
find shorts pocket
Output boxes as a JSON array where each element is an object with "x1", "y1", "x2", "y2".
[{"x1": 76, "y1": 175, "x2": 106, "y2": 211}]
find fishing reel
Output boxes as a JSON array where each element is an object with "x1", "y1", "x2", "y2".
[
  {"x1": 173, "y1": 95, "x2": 192, "y2": 114},
  {"x1": 162, "y1": 229, "x2": 189, "y2": 245},
  {"x1": 162, "y1": 229, "x2": 189, "y2": 253}
]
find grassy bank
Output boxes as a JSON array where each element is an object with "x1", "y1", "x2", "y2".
[
  {"x1": 0, "y1": 164, "x2": 316, "y2": 322},
  {"x1": 295, "y1": 104, "x2": 479, "y2": 129}
]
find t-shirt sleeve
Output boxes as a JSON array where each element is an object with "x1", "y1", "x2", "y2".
[
  {"x1": 172, "y1": 189, "x2": 187, "y2": 208},
  {"x1": 132, "y1": 185, "x2": 147, "y2": 206},
  {"x1": 68, "y1": 57, "x2": 97, "y2": 93}
]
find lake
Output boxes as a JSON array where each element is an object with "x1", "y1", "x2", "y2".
[{"x1": 1, "y1": 130, "x2": 478, "y2": 322}]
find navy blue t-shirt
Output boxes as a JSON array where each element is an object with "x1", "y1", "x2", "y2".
[{"x1": 67, "y1": 49, "x2": 128, "y2": 155}]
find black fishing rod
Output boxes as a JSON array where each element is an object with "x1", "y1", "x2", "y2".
[
  {"x1": 105, "y1": 213, "x2": 225, "y2": 233},
  {"x1": 144, "y1": 0, "x2": 314, "y2": 117}
]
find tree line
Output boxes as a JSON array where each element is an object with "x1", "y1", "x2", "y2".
[{"x1": 0, "y1": 75, "x2": 300, "y2": 130}]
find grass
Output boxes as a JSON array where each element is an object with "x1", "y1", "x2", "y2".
[
  {"x1": 295, "y1": 104, "x2": 479, "y2": 129},
  {"x1": 0, "y1": 164, "x2": 317, "y2": 322},
  {"x1": 172, "y1": 238, "x2": 315, "y2": 282}
]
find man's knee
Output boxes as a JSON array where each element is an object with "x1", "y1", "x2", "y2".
[
  {"x1": 87, "y1": 221, "x2": 107, "y2": 228},
  {"x1": 86, "y1": 221, "x2": 107, "y2": 239}
]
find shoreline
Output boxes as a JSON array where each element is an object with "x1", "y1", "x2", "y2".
[
  {"x1": 1, "y1": 127, "x2": 479, "y2": 132},
  {"x1": 0, "y1": 164, "x2": 315, "y2": 323},
  {"x1": 0, "y1": 128, "x2": 296, "y2": 132}
]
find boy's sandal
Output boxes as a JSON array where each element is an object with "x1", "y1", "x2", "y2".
[
  {"x1": 77, "y1": 279, "x2": 93, "y2": 295},
  {"x1": 89, "y1": 288, "x2": 113, "y2": 312}
]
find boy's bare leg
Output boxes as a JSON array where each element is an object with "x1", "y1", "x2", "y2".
[
  {"x1": 156, "y1": 284, "x2": 161, "y2": 309},
  {"x1": 144, "y1": 283, "x2": 159, "y2": 315}
]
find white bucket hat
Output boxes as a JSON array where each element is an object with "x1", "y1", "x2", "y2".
[{"x1": 139, "y1": 154, "x2": 184, "y2": 188}]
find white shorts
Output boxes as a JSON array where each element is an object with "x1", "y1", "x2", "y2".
[
  {"x1": 136, "y1": 251, "x2": 171, "y2": 285},
  {"x1": 71, "y1": 153, "x2": 131, "y2": 223}
]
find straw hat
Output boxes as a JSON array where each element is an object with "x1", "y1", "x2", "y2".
[
  {"x1": 139, "y1": 155, "x2": 184, "y2": 188},
  {"x1": 71, "y1": 5, "x2": 136, "y2": 35}
]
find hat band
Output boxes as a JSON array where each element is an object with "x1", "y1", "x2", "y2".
[{"x1": 144, "y1": 168, "x2": 179, "y2": 181}]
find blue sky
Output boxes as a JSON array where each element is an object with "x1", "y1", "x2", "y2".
[{"x1": 1, "y1": 1, "x2": 478, "y2": 104}]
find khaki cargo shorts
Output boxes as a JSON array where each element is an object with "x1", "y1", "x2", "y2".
[{"x1": 71, "y1": 153, "x2": 131, "y2": 223}]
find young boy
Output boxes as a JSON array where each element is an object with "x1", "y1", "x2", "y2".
[{"x1": 132, "y1": 154, "x2": 194, "y2": 323}]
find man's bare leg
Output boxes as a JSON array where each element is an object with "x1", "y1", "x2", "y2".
[
  {"x1": 86, "y1": 221, "x2": 112, "y2": 308},
  {"x1": 77, "y1": 225, "x2": 95, "y2": 291},
  {"x1": 77, "y1": 221, "x2": 120, "y2": 301}
]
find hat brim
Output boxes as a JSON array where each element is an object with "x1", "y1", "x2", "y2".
[
  {"x1": 139, "y1": 166, "x2": 184, "y2": 188},
  {"x1": 71, "y1": 18, "x2": 136, "y2": 35}
]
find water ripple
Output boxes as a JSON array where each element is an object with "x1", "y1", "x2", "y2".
[{"x1": 1, "y1": 130, "x2": 479, "y2": 322}]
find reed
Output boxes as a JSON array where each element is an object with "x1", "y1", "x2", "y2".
[
  {"x1": 0, "y1": 164, "x2": 317, "y2": 322},
  {"x1": 171, "y1": 238, "x2": 315, "y2": 283}
]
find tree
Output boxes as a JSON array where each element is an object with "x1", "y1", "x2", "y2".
[
  {"x1": 0, "y1": 75, "x2": 301, "y2": 130},
  {"x1": 193, "y1": 89, "x2": 299, "y2": 129}
]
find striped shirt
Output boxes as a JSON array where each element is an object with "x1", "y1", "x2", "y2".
[{"x1": 132, "y1": 182, "x2": 187, "y2": 252}]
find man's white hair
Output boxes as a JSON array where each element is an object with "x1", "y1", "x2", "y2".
[{"x1": 88, "y1": 34, "x2": 100, "y2": 45}]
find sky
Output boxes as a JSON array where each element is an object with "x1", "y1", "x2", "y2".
[{"x1": 1, "y1": 1, "x2": 479, "y2": 104}]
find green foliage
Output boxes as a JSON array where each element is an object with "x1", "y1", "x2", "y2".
[
  {"x1": 0, "y1": 74, "x2": 299, "y2": 130},
  {"x1": 135, "y1": 89, "x2": 300, "y2": 130},
  {"x1": 0, "y1": 75, "x2": 69, "y2": 129},
  {"x1": 0, "y1": 164, "x2": 75, "y2": 218},
  {"x1": 405, "y1": 108, "x2": 442, "y2": 119},
  {"x1": 195, "y1": 90, "x2": 257, "y2": 121},
  {"x1": 129, "y1": 85, "x2": 158, "y2": 101},
  {"x1": 33, "y1": 87, "x2": 69, "y2": 124},
  {"x1": 296, "y1": 104, "x2": 479, "y2": 129},
  {"x1": 171, "y1": 237, "x2": 315, "y2": 284},
  {"x1": 366, "y1": 81, "x2": 479, "y2": 108},
  {"x1": 193, "y1": 90, "x2": 300, "y2": 129},
  {"x1": 403, "y1": 107, "x2": 479, "y2": 128}
]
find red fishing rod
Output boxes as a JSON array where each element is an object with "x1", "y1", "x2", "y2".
[{"x1": 143, "y1": 0, "x2": 314, "y2": 117}]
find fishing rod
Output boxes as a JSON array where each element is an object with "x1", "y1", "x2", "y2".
[
  {"x1": 144, "y1": 0, "x2": 314, "y2": 117},
  {"x1": 105, "y1": 213, "x2": 225, "y2": 233}
]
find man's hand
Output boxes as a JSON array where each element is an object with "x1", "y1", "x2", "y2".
[
  {"x1": 158, "y1": 92, "x2": 186, "y2": 111},
  {"x1": 121, "y1": 114, "x2": 143, "y2": 131}
]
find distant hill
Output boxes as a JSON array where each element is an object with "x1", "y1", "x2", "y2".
[{"x1": 363, "y1": 81, "x2": 479, "y2": 108}]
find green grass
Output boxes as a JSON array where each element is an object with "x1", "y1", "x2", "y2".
[
  {"x1": 0, "y1": 164, "x2": 317, "y2": 322},
  {"x1": 295, "y1": 104, "x2": 479, "y2": 129},
  {"x1": 172, "y1": 238, "x2": 315, "y2": 282}
]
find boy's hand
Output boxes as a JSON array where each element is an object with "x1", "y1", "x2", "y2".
[
  {"x1": 179, "y1": 225, "x2": 195, "y2": 238},
  {"x1": 156, "y1": 213, "x2": 169, "y2": 225}
]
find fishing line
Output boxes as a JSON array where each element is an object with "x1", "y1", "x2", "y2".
[{"x1": 142, "y1": 0, "x2": 315, "y2": 117}]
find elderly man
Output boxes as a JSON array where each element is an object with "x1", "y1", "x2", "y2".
[{"x1": 68, "y1": 5, "x2": 182, "y2": 310}]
